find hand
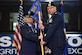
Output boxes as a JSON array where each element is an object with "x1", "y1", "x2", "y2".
[
  {"x1": 44, "y1": 46, "x2": 52, "y2": 54},
  {"x1": 39, "y1": 20, "x2": 44, "y2": 30},
  {"x1": 40, "y1": 41, "x2": 46, "y2": 45},
  {"x1": 45, "y1": 46, "x2": 49, "y2": 51},
  {"x1": 39, "y1": 23, "x2": 44, "y2": 30},
  {"x1": 39, "y1": 20, "x2": 43, "y2": 24},
  {"x1": 39, "y1": 35, "x2": 43, "y2": 39}
]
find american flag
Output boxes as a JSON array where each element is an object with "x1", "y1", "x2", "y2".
[{"x1": 14, "y1": 2, "x2": 24, "y2": 55}]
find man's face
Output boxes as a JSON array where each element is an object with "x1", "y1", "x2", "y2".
[
  {"x1": 47, "y1": 6, "x2": 57, "y2": 15},
  {"x1": 24, "y1": 16, "x2": 33, "y2": 24}
]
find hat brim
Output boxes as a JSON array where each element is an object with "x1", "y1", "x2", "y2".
[{"x1": 24, "y1": 15, "x2": 32, "y2": 18}]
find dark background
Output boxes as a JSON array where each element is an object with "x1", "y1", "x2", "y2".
[{"x1": 0, "y1": 0, "x2": 82, "y2": 33}]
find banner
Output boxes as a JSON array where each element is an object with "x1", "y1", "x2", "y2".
[
  {"x1": 66, "y1": 33, "x2": 82, "y2": 55},
  {"x1": 0, "y1": 32, "x2": 82, "y2": 55},
  {"x1": 0, "y1": 34, "x2": 17, "y2": 55}
]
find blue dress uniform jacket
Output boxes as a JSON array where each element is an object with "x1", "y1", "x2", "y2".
[
  {"x1": 20, "y1": 23, "x2": 39, "y2": 55},
  {"x1": 44, "y1": 13, "x2": 66, "y2": 55}
]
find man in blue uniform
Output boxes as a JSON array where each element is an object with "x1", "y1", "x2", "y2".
[
  {"x1": 20, "y1": 11, "x2": 40, "y2": 55},
  {"x1": 39, "y1": 3, "x2": 66, "y2": 55}
]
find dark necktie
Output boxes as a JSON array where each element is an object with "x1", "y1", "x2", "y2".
[{"x1": 30, "y1": 26, "x2": 34, "y2": 32}]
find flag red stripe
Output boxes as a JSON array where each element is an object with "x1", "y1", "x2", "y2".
[
  {"x1": 16, "y1": 24, "x2": 20, "y2": 33},
  {"x1": 14, "y1": 31, "x2": 21, "y2": 45},
  {"x1": 14, "y1": 24, "x2": 22, "y2": 55},
  {"x1": 14, "y1": 39, "x2": 18, "y2": 47}
]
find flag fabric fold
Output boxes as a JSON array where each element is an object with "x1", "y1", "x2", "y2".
[
  {"x1": 60, "y1": 1, "x2": 66, "y2": 31},
  {"x1": 29, "y1": 0, "x2": 43, "y2": 29},
  {"x1": 14, "y1": 1, "x2": 24, "y2": 55},
  {"x1": 29, "y1": 0, "x2": 40, "y2": 13},
  {"x1": 60, "y1": 1, "x2": 68, "y2": 55}
]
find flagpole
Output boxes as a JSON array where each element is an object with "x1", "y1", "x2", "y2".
[
  {"x1": 38, "y1": 11, "x2": 44, "y2": 55},
  {"x1": 60, "y1": 0, "x2": 63, "y2": 5},
  {"x1": 29, "y1": 0, "x2": 44, "y2": 54},
  {"x1": 20, "y1": 0, "x2": 23, "y2": 3},
  {"x1": 40, "y1": 30, "x2": 44, "y2": 55},
  {"x1": 60, "y1": 0, "x2": 66, "y2": 36}
]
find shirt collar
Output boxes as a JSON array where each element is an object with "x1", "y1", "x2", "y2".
[{"x1": 27, "y1": 23, "x2": 32, "y2": 27}]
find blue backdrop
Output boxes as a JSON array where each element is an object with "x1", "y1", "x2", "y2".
[{"x1": 0, "y1": 33, "x2": 82, "y2": 55}]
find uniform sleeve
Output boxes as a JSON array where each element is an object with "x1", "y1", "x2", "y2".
[{"x1": 20, "y1": 25, "x2": 38, "y2": 43}]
